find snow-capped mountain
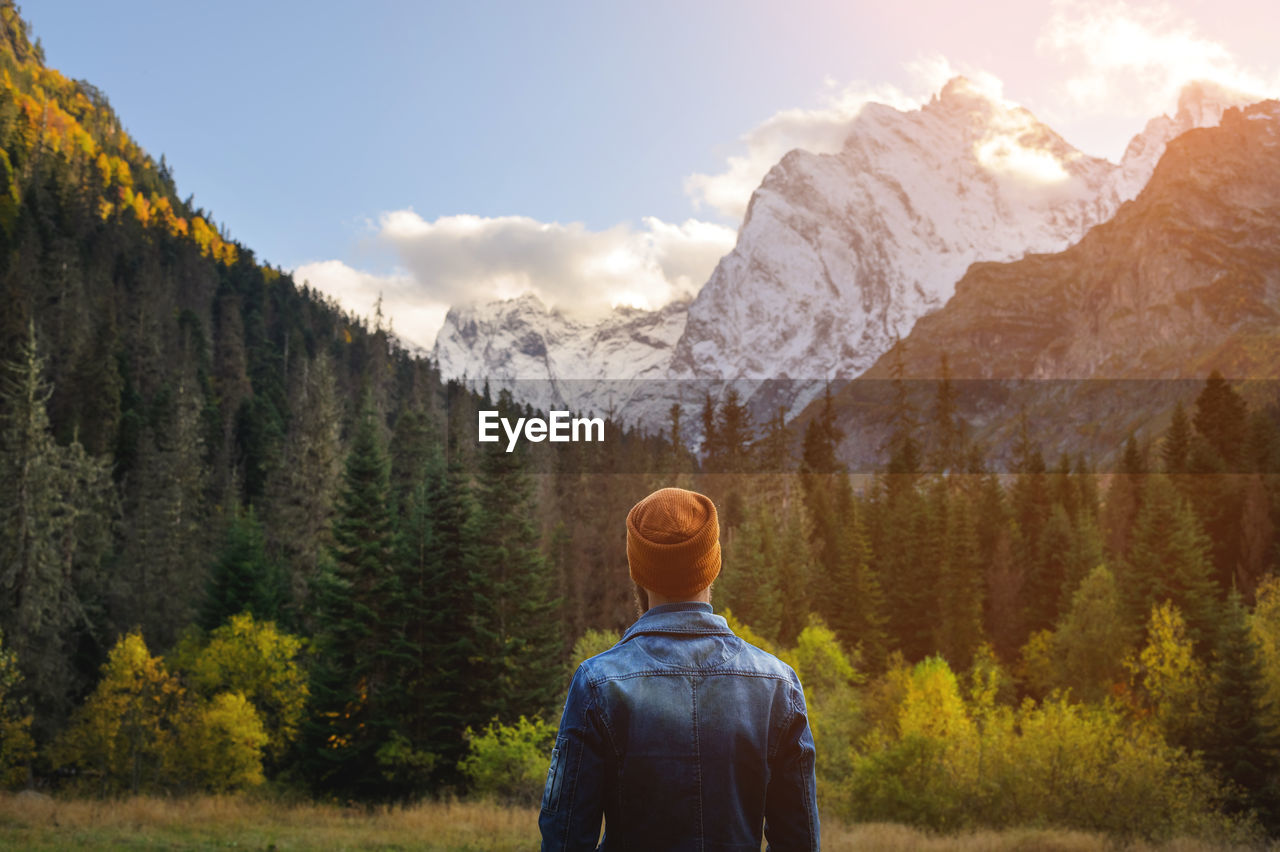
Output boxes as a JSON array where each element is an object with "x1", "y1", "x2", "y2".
[
  {"x1": 433, "y1": 292, "x2": 691, "y2": 424},
  {"x1": 669, "y1": 79, "x2": 1249, "y2": 402},
  {"x1": 433, "y1": 78, "x2": 1251, "y2": 431}
]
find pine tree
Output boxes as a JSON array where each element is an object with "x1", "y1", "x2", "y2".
[
  {"x1": 722, "y1": 504, "x2": 783, "y2": 642},
  {"x1": 714, "y1": 387, "x2": 754, "y2": 474},
  {"x1": 408, "y1": 452, "x2": 477, "y2": 789},
  {"x1": 0, "y1": 322, "x2": 113, "y2": 732},
  {"x1": 111, "y1": 371, "x2": 210, "y2": 649},
  {"x1": 928, "y1": 354, "x2": 964, "y2": 473},
  {"x1": 836, "y1": 487, "x2": 889, "y2": 670},
  {"x1": 885, "y1": 340, "x2": 920, "y2": 477},
  {"x1": 1193, "y1": 371, "x2": 1248, "y2": 471},
  {"x1": 1025, "y1": 503, "x2": 1073, "y2": 635},
  {"x1": 1204, "y1": 593, "x2": 1280, "y2": 829},
  {"x1": 759, "y1": 405, "x2": 791, "y2": 474},
  {"x1": 466, "y1": 395, "x2": 562, "y2": 725},
  {"x1": 1162, "y1": 400, "x2": 1192, "y2": 475},
  {"x1": 1120, "y1": 475, "x2": 1220, "y2": 648},
  {"x1": 1009, "y1": 412, "x2": 1051, "y2": 644},
  {"x1": 1102, "y1": 433, "x2": 1146, "y2": 566},
  {"x1": 200, "y1": 506, "x2": 289, "y2": 630},
  {"x1": 801, "y1": 384, "x2": 843, "y2": 477},
  {"x1": 699, "y1": 391, "x2": 719, "y2": 468},
  {"x1": 935, "y1": 487, "x2": 984, "y2": 671},
  {"x1": 301, "y1": 398, "x2": 402, "y2": 799},
  {"x1": 871, "y1": 475, "x2": 933, "y2": 659},
  {"x1": 261, "y1": 351, "x2": 342, "y2": 613}
]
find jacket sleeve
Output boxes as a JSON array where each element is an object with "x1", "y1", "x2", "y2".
[
  {"x1": 539, "y1": 664, "x2": 609, "y2": 852},
  {"x1": 764, "y1": 675, "x2": 820, "y2": 852}
]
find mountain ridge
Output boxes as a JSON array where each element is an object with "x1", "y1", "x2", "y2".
[
  {"x1": 434, "y1": 78, "x2": 1254, "y2": 432},
  {"x1": 804, "y1": 99, "x2": 1280, "y2": 471}
]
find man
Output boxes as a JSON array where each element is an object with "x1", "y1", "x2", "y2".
[{"x1": 539, "y1": 487, "x2": 820, "y2": 851}]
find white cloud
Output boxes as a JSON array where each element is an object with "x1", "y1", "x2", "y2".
[
  {"x1": 682, "y1": 56, "x2": 1007, "y2": 222},
  {"x1": 974, "y1": 105, "x2": 1074, "y2": 185},
  {"x1": 1039, "y1": 0, "x2": 1277, "y2": 121},
  {"x1": 295, "y1": 212, "x2": 736, "y2": 348},
  {"x1": 292, "y1": 259, "x2": 447, "y2": 350}
]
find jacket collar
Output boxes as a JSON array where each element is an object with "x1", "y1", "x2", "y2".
[{"x1": 620, "y1": 602, "x2": 734, "y2": 643}]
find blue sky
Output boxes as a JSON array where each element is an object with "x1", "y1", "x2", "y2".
[{"x1": 31, "y1": 0, "x2": 1280, "y2": 346}]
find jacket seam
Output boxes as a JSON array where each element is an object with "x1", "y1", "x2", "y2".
[
  {"x1": 692, "y1": 677, "x2": 704, "y2": 850},
  {"x1": 590, "y1": 679, "x2": 622, "y2": 761},
  {"x1": 558, "y1": 689, "x2": 592, "y2": 852},
  {"x1": 622, "y1": 626, "x2": 734, "y2": 637},
  {"x1": 802, "y1": 746, "x2": 817, "y2": 850},
  {"x1": 588, "y1": 669, "x2": 792, "y2": 685}
]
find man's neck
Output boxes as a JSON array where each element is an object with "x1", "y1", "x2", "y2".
[{"x1": 644, "y1": 587, "x2": 712, "y2": 610}]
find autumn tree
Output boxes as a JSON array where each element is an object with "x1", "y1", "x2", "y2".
[
  {"x1": 1126, "y1": 600, "x2": 1208, "y2": 749},
  {"x1": 51, "y1": 631, "x2": 183, "y2": 795},
  {"x1": 170, "y1": 613, "x2": 307, "y2": 765}
]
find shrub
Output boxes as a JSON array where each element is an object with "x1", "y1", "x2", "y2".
[{"x1": 458, "y1": 716, "x2": 556, "y2": 806}]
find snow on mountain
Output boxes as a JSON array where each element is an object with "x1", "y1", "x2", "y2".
[
  {"x1": 433, "y1": 291, "x2": 690, "y2": 424},
  {"x1": 432, "y1": 78, "x2": 1250, "y2": 432}
]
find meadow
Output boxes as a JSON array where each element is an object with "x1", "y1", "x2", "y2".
[{"x1": 0, "y1": 793, "x2": 1275, "y2": 852}]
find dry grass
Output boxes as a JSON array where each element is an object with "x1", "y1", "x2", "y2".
[
  {"x1": 0, "y1": 794, "x2": 1273, "y2": 851},
  {"x1": 823, "y1": 822, "x2": 1271, "y2": 852},
  {"x1": 0, "y1": 793, "x2": 539, "y2": 850}
]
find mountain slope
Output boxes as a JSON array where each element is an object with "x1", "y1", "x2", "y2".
[{"x1": 812, "y1": 99, "x2": 1280, "y2": 471}]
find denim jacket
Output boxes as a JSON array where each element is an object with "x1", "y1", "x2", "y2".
[{"x1": 538, "y1": 602, "x2": 819, "y2": 851}]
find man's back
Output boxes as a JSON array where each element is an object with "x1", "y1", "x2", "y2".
[{"x1": 539, "y1": 602, "x2": 819, "y2": 851}]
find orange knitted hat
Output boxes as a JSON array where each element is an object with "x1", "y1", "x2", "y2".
[{"x1": 627, "y1": 487, "x2": 721, "y2": 599}]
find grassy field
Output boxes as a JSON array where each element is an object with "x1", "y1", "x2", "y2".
[{"x1": 0, "y1": 793, "x2": 1273, "y2": 851}]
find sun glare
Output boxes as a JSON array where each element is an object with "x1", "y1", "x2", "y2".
[{"x1": 975, "y1": 133, "x2": 1072, "y2": 184}]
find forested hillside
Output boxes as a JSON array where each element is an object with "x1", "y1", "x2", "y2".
[{"x1": 0, "y1": 0, "x2": 665, "y2": 798}]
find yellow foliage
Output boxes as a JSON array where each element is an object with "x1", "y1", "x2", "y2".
[
  {"x1": 129, "y1": 191, "x2": 150, "y2": 227},
  {"x1": 791, "y1": 618, "x2": 861, "y2": 700},
  {"x1": 1126, "y1": 600, "x2": 1208, "y2": 743},
  {"x1": 843, "y1": 654, "x2": 1239, "y2": 840},
  {"x1": 1018, "y1": 629, "x2": 1059, "y2": 699},
  {"x1": 94, "y1": 151, "x2": 111, "y2": 187},
  {"x1": 53, "y1": 628, "x2": 275, "y2": 794},
  {"x1": 569, "y1": 628, "x2": 620, "y2": 667},
  {"x1": 1248, "y1": 575, "x2": 1280, "y2": 734},
  {"x1": 171, "y1": 614, "x2": 308, "y2": 760},
  {"x1": 50, "y1": 631, "x2": 183, "y2": 795},
  {"x1": 898, "y1": 657, "x2": 971, "y2": 742},
  {"x1": 165, "y1": 691, "x2": 268, "y2": 792},
  {"x1": 788, "y1": 620, "x2": 864, "y2": 802}
]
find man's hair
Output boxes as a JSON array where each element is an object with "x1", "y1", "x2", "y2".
[
  {"x1": 633, "y1": 580, "x2": 714, "y2": 617},
  {"x1": 633, "y1": 582, "x2": 650, "y2": 616}
]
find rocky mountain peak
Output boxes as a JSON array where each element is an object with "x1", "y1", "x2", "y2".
[{"x1": 433, "y1": 81, "x2": 1265, "y2": 435}]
